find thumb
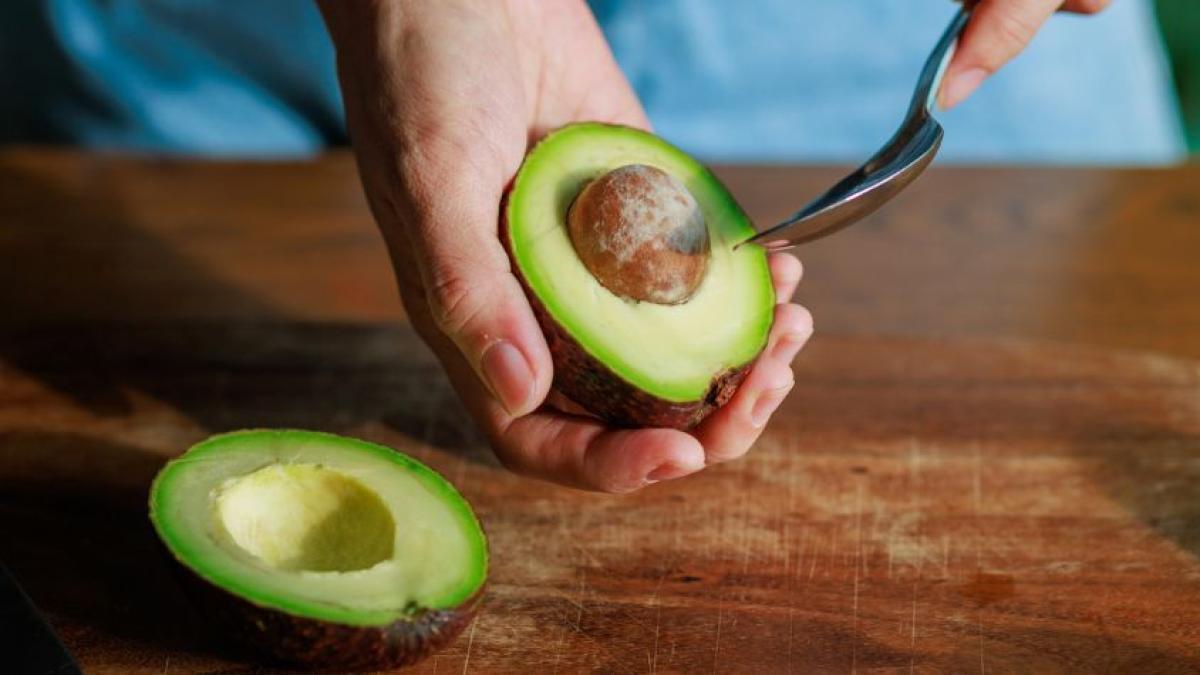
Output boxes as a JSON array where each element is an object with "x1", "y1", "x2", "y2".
[{"x1": 405, "y1": 167, "x2": 553, "y2": 418}]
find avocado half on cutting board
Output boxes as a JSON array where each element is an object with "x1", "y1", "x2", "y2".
[
  {"x1": 149, "y1": 430, "x2": 487, "y2": 670},
  {"x1": 504, "y1": 122, "x2": 774, "y2": 429}
]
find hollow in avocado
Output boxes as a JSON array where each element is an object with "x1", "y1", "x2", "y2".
[
  {"x1": 504, "y1": 123, "x2": 774, "y2": 429},
  {"x1": 149, "y1": 429, "x2": 487, "y2": 670}
]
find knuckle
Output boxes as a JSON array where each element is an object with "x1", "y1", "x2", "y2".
[
  {"x1": 426, "y1": 268, "x2": 487, "y2": 337},
  {"x1": 990, "y1": 11, "x2": 1041, "y2": 59},
  {"x1": 488, "y1": 424, "x2": 540, "y2": 477},
  {"x1": 789, "y1": 255, "x2": 805, "y2": 281},
  {"x1": 490, "y1": 442, "x2": 526, "y2": 475},
  {"x1": 796, "y1": 305, "x2": 815, "y2": 335},
  {"x1": 773, "y1": 252, "x2": 803, "y2": 282},
  {"x1": 771, "y1": 306, "x2": 814, "y2": 346},
  {"x1": 707, "y1": 445, "x2": 751, "y2": 466},
  {"x1": 779, "y1": 302, "x2": 814, "y2": 333}
]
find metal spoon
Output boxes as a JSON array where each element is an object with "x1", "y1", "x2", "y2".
[{"x1": 738, "y1": 6, "x2": 972, "y2": 251}]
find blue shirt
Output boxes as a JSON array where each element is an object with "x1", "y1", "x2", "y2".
[{"x1": 0, "y1": 0, "x2": 1185, "y2": 163}]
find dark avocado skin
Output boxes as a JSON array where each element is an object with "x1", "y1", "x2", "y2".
[
  {"x1": 502, "y1": 203, "x2": 756, "y2": 430},
  {"x1": 174, "y1": 558, "x2": 481, "y2": 670}
]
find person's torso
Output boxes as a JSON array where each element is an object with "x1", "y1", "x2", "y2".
[{"x1": 1, "y1": 0, "x2": 1184, "y2": 163}]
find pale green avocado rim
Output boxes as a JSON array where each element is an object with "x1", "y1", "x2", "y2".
[
  {"x1": 506, "y1": 122, "x2": 773, "y2": 402},
  {"x1": 149, "y1": 429, "x2": 488, "y2": 627}
]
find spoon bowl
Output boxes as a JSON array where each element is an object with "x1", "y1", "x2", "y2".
[{"x1": 740, "y1": 7, "x2": 971, "y2": 251}]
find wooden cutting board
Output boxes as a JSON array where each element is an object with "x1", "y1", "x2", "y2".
[
  {"x1": 2, "y1": 323, "x2": 1198, "y2": 672},
  {"x1": 2, "y1": 153, "x2": 1200, "y2": 672}
]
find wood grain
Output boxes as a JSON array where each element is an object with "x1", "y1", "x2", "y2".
[{"x1": 1, "y1": 150, "x2": 1199, "y2": 672}]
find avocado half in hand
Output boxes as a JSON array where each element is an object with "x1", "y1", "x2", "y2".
[
  {"x1": 504, "y1": 123, "x2": 774, "y2": 429},
  {"x1": 149, "y1": 430, "x2": 487, "y2": 670}
]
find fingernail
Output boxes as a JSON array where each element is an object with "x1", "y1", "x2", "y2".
[
  {"x1": 940, "y1": 67, "x2": 987, "y2": 110},
  {"x1": 480, "y1": 341, "x2": 533, "y2": 415},
  {"x1": 646, "y1": 461, "x2": 700, "y2": 483},
  {"x1": 750, "y1": 381, "x2": 793, "y2": 428},
  {"x1": 773, "y1": 332, "x2": 810, "y2": 364}
]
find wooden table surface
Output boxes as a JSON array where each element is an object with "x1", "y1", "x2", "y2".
[{"x1": 1, "y1": 150, "x2": 1199, "y2": 673}]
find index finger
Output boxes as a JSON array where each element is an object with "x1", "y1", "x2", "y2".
[{"x1": 939, "y1": 0, "x2": 1061, "y2": 109}]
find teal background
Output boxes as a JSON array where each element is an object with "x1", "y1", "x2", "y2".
[{"x1": 1156, "y1": 0, "x2": 1200, "y2": 151}]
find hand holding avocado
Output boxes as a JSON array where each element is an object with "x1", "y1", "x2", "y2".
[
  {"x1": 316, "y1": 1, "x2": 812, "y2": 493},
  {"x1": 315, "y1": 0, "x2": 1109, "y2": 493}
]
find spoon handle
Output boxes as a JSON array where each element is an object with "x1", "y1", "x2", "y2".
[
  {"x1": 910, "y1": 5, "x2": 973, "y2": 117},
  {"x1": 739, "y1": 6, "x2": 972, "y2": 251}
]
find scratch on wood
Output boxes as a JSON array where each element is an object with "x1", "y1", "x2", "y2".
[
  {"x1": 979, "y1": 609, "x2": 986, "y2": 675},
  {"x1": 809, "y1": 528, "x2": 820, "y2": 580},
  {"x1": 713, "y1": 596, "x2": 724, "y2": 673},
  {"x1": 864, "y1": 523, "x2": 873, "y2": 576},
  {"x1": 552, "y1": 507, "x2": 584, "y2": 674},
  {"x1": 852, "y1": 480, "x2": 863, "y2": 674},
  {"x1": 782, "y1": 519, "x2": 790, "y2": 581},
  {"x1": 902, "y1": 437, "x2": 921, "y2": 672},
  {"x1": 887, "y1": 531, "x2": 894, "y2": 580},
  {"x1": 713, "y1": 497, "x2": 727, "y2": 675},
  {"x1": 909, "y1": 437, "x2": 923, "y2": 581},
  {"x1": 973, "y1": 443, "x2": 986, "y2": 572},
  {"x1": 576, "y1": 567, "x2": 587, "y2": 630},
  {"x1": 828, "y1": 523, "x2": 838, "y2": 579},
  {"x1": 796, "y1": 525, "x2": 808, "y2": 582},
  {"x1": 908, "y1": 438, "x2": 921, "y2": 487},
  {"x1": 973, "y1": 442, "x2": 983, "y2": 519},
  {"x1": 975, "y1": 443, "x2": 986, "y2": 674},
  {"x1": 573, "y1": 542, "x2": 605, "y2": 569},
  {"x1": 782, "y1": 503, "x2": 792, "y2": 670},
  {"x1": 461, "y1": 612, "x2": 479, "y2": 675},
  {"x1": 552, "y1": 619, "x2": 565, "y2": 675},
  {"x1": 739, "y1": 463, "x2": 752, "y2": 575},
  {"x1": 554, "y1": 566, "x2": 588, "y2": 674},
  {"x1": 786, "y1": 462, "x2": 798, "y2": 670},
  {"x1": 648, "y1": 558, "x2": 672, "y2": 674},
  {"x1": 651, "y1": 611, "x2": 661, "y2": 674},
  {"x1": 909, "y1": 582, "x2": 918, "y2": 674},
  {"x1": 573, "y1": 539, "x2": 660, "y2": 631},
  {"x1": 652, "y1": 619, "x2": 662, "y2": 672}
]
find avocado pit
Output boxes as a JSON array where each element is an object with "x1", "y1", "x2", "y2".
[{"x1": 567, "y1": 164, "x2": 710, "y2": 305}]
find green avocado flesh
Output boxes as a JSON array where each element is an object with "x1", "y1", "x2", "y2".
[
  {"x1": 507, "y1": 123, "x2": 774, "y2": 403},
  {"x1": 150, "y1": 430, "x2": 487, "y2": 627}
]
